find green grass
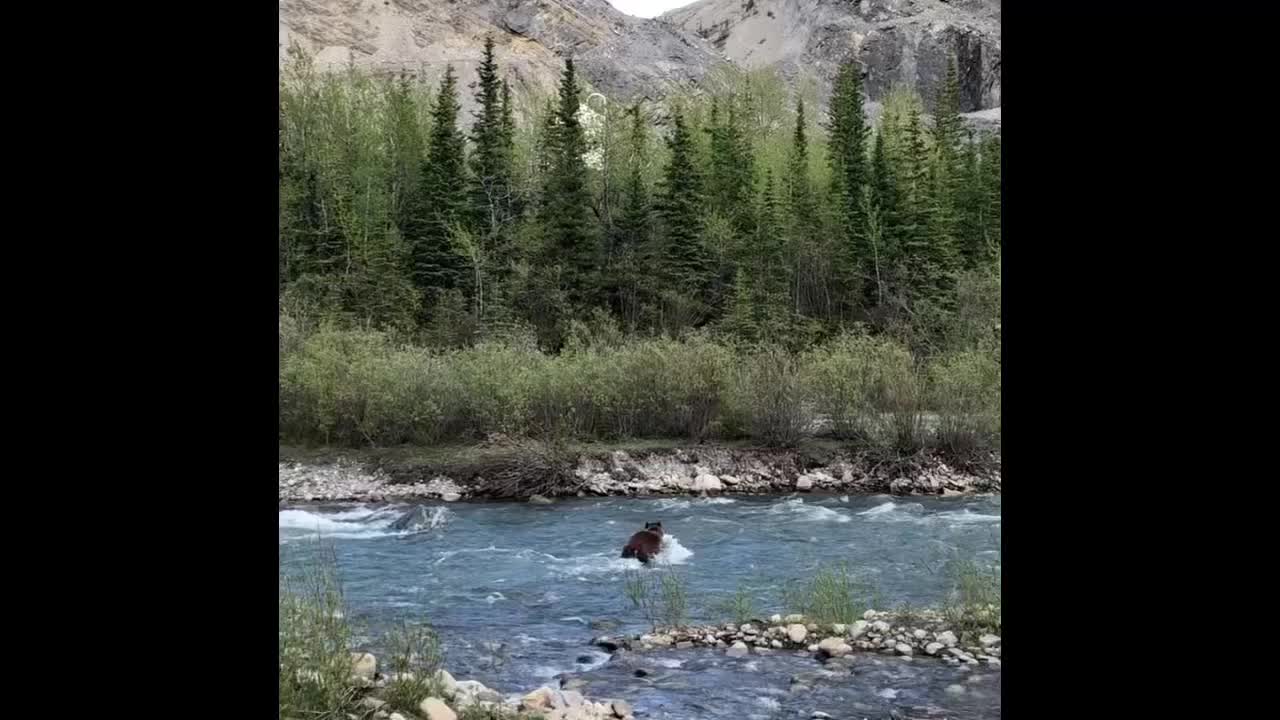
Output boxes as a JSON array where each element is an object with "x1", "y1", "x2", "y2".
[
  {"x1": 381, "y1": 620, "x2": 445, "y2": 714},
  {"x1": 783, "y1": 562, "x2": 882, "y2": 625},
  {"x1": 623, "y1": 565, "x2": 691, "y2": 631},
  {"x1": 279, "y1": 541, "x2": 361, "y2": 719}
]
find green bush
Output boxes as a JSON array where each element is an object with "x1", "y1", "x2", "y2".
[
  {"x1": 726, "y1": 344, "x2": 811, "y2": 446},
  {"x1": 929, "y1": 348, "x2": 1001, "y2": 453},
  {"x1": 278, "y1": 318, "x2": 999, "y2": 453}
]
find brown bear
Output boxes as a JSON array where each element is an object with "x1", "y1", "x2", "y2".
[{"x1": 621, "y1": 521, "x2": 664, "y2": 564}]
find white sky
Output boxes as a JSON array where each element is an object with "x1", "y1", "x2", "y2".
[{"x1": 606, "y1": 1, "x2": 696, "y2": 18}]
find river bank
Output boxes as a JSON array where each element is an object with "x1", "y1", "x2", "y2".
[{"x1": 279, "y1": 440, "x2": 1000, "y2": 504}]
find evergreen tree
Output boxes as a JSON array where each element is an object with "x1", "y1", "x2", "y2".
[
  {"x1": 468, "y1": 36, "x2": 514, "y2": 239},
  {"x1": 541, "y1": 58, "x2": 597, "y2": 306},
  {"x1": 827, "y1": 59, "x2": 870, "y2": 282},
  {"x1": 929, "y1": 59, "x2": 964, "y2": 274},
  {"x1": 409, "y1": 66, "x2": 467, "y2": 297},
  {"x1": 705, "y1": 96, "x2": 756, "y2": 241},
  {"x1": 787, "y1": 98, "x2": 817, "y2": 229},
  {"x1": 979, "y1": 132, "x2": 1001, "y2": 254},
  {"x1": 956, "y1": 131, "x2": 983, "y2": 266},
  {"x1": 656, "y1": 110, "x2": 710, "y2": 294}
]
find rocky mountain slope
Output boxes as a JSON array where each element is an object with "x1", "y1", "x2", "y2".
[
  {"x1": 279, "y1": 0, "x2": 725, "y2": 116},
  {"x1": 280, "y1": 1, "x2": 1000, "y2": 127},
  {"x1": 665, "y1": 0, "x2": 1000, "y2": 113}
]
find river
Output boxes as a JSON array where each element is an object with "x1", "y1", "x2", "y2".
[{"x1": 280, "y1": 493, "x2": 1001, "y2": 719}]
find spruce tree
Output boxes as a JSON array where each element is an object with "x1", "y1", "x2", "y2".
[
  {"x1": 541, "y1": 58, "x2": 597, "y2": 306},
  {"x1": 929, "y1": 59, "x2": 964, "y2": 274},
  {"x1": 409, "y1": 65, "x2": 467, "y2": 297},
  {"x1": 656, "y1": 110, "x2": 710, "y2": 294},
  {"x1": 979, "y1": 132, "x2": 1001, "y2": 254},
  {"x1": 827, "y1": 59, "x2": 870, "y2": 274},
  {"x1": 468, "y1": 36, "x2": 513, "y2": 239},
  {"x1": 706, "y1": 96, "x2": 756, "y2": 242}
]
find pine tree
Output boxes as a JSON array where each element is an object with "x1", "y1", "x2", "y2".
[
  {"x1": 656, "y1": 110, "x2": 710, "y2": 293},
  {"x1": 956, "y1": 131, "x2": 983, "y2": 266},
  {"x1": 409, "y1": 66, "x2": 467, "y2": 297},
  {"x1": 468, "y1": 36, "x2": 514, "y2": 239},
  {"x1": 616, "y1": 105, "x2": 652, "y2": 251},
  {"x1": 706, "y1": 96, "x2": 756, "y2": 242},
  {"x1": 787, "y1": 98, "x2": 817, "y2": 229},
  {"x1": 827, "y1": 59, "x2": 870, "y2": 281},
  {"x1": 979, "y1": 132, "x2": 1001, "y2": 255},
  {"x1": 541, "y1": 58, "x2": 597, "y2": 307},
  {"x1": 929, "y1": 59, "x2": 964, "y2": 274},
  {"x1": 755, "y1": 169, "x2": 792, "y2": 335}
]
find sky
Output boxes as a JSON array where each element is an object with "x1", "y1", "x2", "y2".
[{"x1": 605, "y1": 1, "x2": 695, "y2": 18}]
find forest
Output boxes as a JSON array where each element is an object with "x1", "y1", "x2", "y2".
[{"x1": 278, "y1": 38, "x2": 1001, "y2": 451}]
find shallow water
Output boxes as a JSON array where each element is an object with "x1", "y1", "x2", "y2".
[{"x1": 280, "y1": 493, "x2": 1001, "y2": 719}]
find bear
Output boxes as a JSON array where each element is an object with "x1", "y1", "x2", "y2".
[{"x1": 621, "y1": 521, "x2": 664, "y2": 564}]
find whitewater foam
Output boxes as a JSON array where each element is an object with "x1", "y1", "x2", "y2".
[
  {"x1": 279, "y1": 505, "x2": 453, "y2": 540},
  {"x1": 766, "y1": 498, "x2": 851, "y2": 523}
]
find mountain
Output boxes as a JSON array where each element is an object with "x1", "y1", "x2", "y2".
[
  {"x1": 280, "y1": 0, "x2": 1000, "y2": 128},
  {"x1": 664, "y1": 0, "x2": 1000, "y2": 112},
  {"x1": 279, "y1": 0, "x2": 724, "y2": 117}
]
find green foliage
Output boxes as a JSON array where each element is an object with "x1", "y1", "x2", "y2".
[
  {"x1": 382, "y1": 621, "x2": 445, "y2": 713},
  {"x1": 785, "y1": 563, "x2": 881, "y2": 625},
  {"x1": 278, "y1": 46, "x2": 1001, "y2": 418},
  {"x1": 623, "y1": 565, "x2": 690, "y2": 631},
  {"x1": 929, "y1": 348, "x2": 1001, "y2": 454},
  {"x1": 279, "y1": 541, "x2": 359, "y2": 719}
]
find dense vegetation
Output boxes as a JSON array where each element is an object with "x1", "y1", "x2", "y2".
[{"x1": 279, "y1": 39, "x2": 1000, "y2": 450}]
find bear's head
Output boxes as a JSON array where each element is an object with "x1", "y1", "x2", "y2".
[{"x1": 644, "y1": 521, "x2": 664, "y2": 536}]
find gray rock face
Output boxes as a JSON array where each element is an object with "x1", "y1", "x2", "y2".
[
  {"x1": 281, "y1": 1, "x2": 1000, "y2": 130},
  {"x1": 664, "y1": 0, "x2": 1001, "y2": 113},
  {"x1": 280, "y1": 0, "x2": 723, "y2": 120}
]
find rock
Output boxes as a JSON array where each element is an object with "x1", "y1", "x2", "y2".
[
  {"x1": 895, "y1": 643, "x2": 913, "y2": 656},
  {"x1": 913, "y1": 629, "x2": 928, "y2": 639},
  {"x1": 937, "y1": 630, "x2": 958, "y2": 647},
  {"x1": 812, "y1": 713, "x2": 834, "y2": 719},
  {"x1": 848, "y1": 620, "x2": 867, "y2": 639},
  {"x1": 441, "y1": 492, "x2": 461, "y2": 502},
  {"x1": 721, "y1": 474, "x2": 740, "y2": 485},
  {"x1": 925, "y1": 642, "x2": 945, "y2": 655},
  {"x1": 787, "y1": 624, "x2": 808, "y2": 643},
  {"x1": 389, "y1": 714, "x2": 409, "y2": 720},
  {"x1": 980, "y1": 633, "x2": 1001, "y2": 647},
  {"x1": 418, "y1": 697, "x2": 456, "y2": 720},
  {"x1": 593, "y1": 637, "x2": 620, "y2": 652},
  {"x1": 433, "y1": 669, "x2": 458, "y2": 696},
  {"x1": 863, "y1": 609, "x2": 877, "y2": 620},
  {"x1": 816, "y1": 637, "x2": 853, "y2": 659},
  {"x1": 785, "y1": 614, "x2": 805, "y2": 624},
  {"x1": 562, "y1": 677, "x2": 588, "y2": 691},
  {"x1": 831, "y1": 624, "x2": 847, "y2": 634},
  {"x1": 522, "y1": 687, "x2": 558, "y2": 712},
  {"x1": 795, "y1": 476, "x2": 814, "y2": 491},
  {"x1": 611, "y1": 699, "x2": 633, "y2": 717},
  {"x1": 676, "y1": 641, "x2": 693, "y2": 649},
  {"x1": 529, "y1": 494, "x2": 553, "y2": 504},
  {"x1": 350, "y1": 652, "x2": 376, "y2": 679},
  {"x1": 770, "y1": 614, "x2": 783, "y2": 624},
  {"x1": 726, "y1": 641, "x2": 750, "y2": 658},
  {"x1": 559, "y1": 690, "x2": 586, "y2": 708},
  {"x1": 807, "y1": 644, "x2": 819, "y2": 652},
  {"x1": 692, "y1": 473, "x2": 723, "y2": 492},
  {"x1": 872, "y1": 620, "x2": 891, "y2": 633},
  {"x1": 360, "y1": 697, "x2": 387, "y2": 711}
]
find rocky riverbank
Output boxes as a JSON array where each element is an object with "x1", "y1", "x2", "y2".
[
  {"x1": 595, "y1": 609, "x2": 1001, "y2": 669},
  {"x1": 342, "y1": 659, "x2": 633, "y2": 720},
  {"x1": 279, "y1": 444, "x2": 1000, "y2": 504}
]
